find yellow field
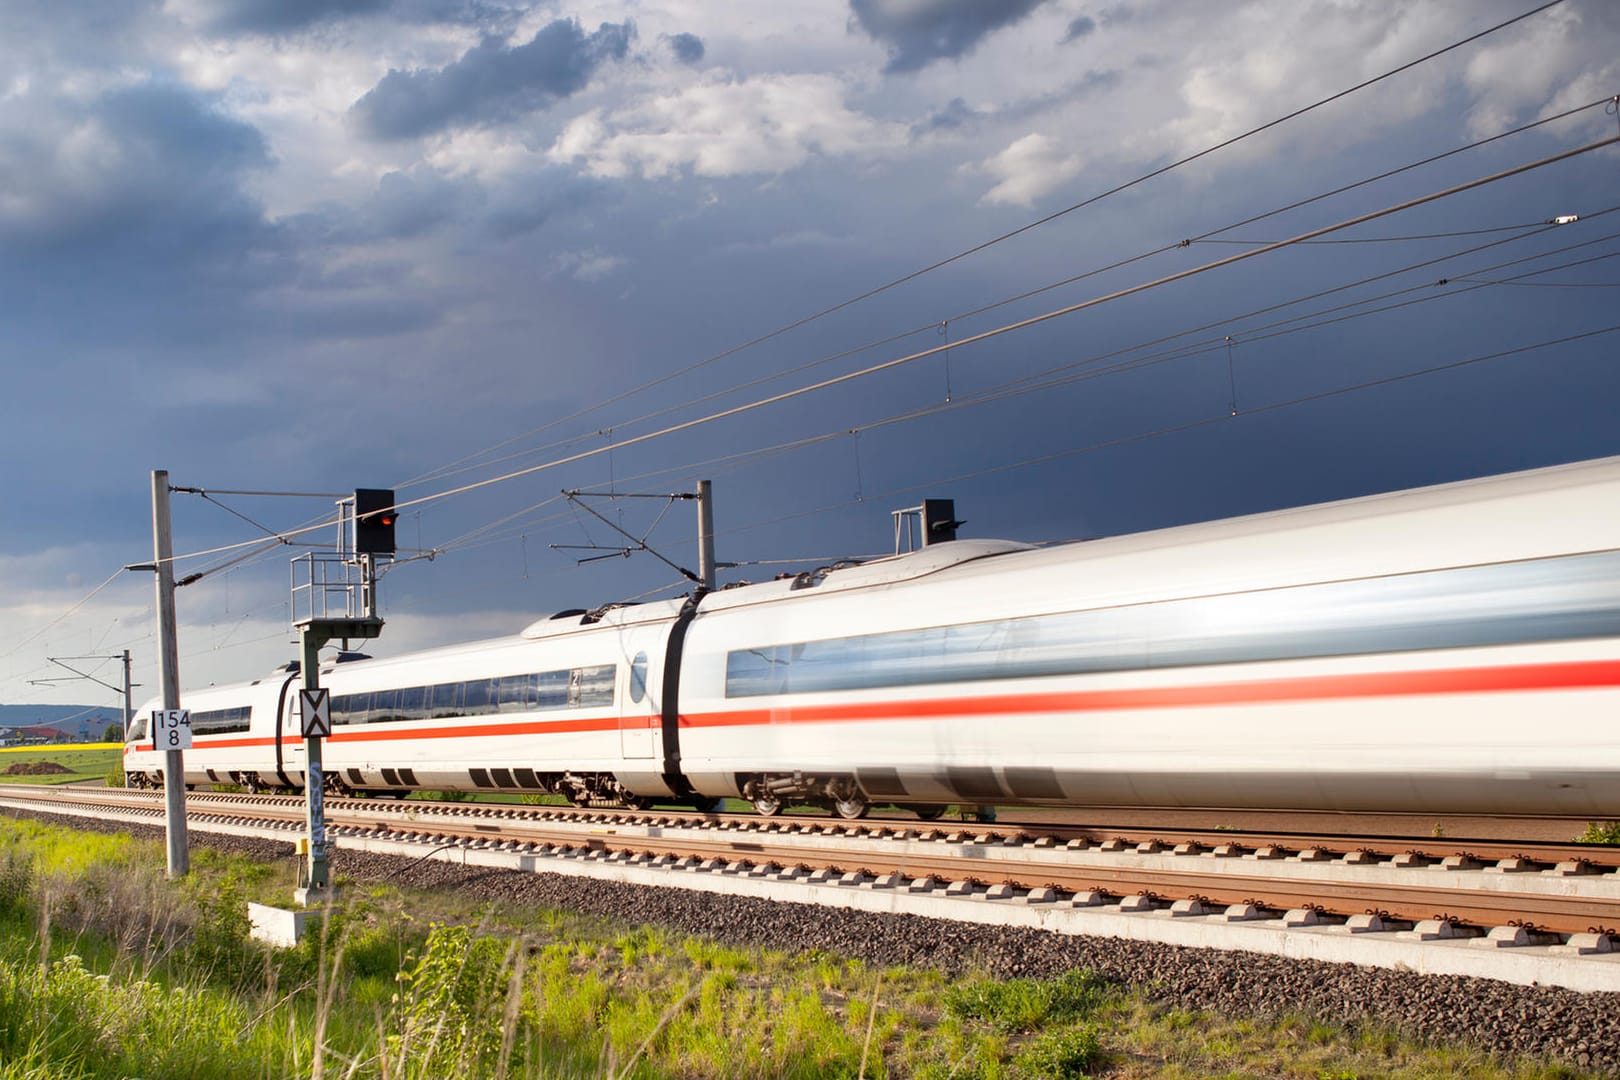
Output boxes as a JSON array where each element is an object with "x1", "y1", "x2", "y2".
[{"x1": 0, "y1": 742, "x2": 123, "y2": 753}]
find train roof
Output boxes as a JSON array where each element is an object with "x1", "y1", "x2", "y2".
[{"x1": 695, "y1": 453, "x2": 1620, "y2": 615}]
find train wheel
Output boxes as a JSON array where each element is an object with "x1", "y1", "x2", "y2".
[
  {"x1": 911, "y1": 804, "x2": 948, "y2": 821},
  {"x1": 832, "y1": 794, "x2": 868, "y2": 820},
  {"x1": 751, "y1": 793, "x2": 782, "y2": 816},
  {"x1": 622, "y1": 794, "x2": 652, "y2": 811}
]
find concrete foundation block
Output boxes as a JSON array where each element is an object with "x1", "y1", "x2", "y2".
[
  {"x1": 249, "y1": 902, "x2": 318, "y2": 948},
  {"x1": 1024, "y1": 887, "x2": 1058, "y2": 904},
  {"x1": 907, "y1": 876, "x2": 939, "y2": 893},
  {"x1": 1170, "y1": 899, "x2": 1212, "y2": 917},
  {"x1": 944, "y1": 880, "x2": 978, "y2": 897},
  {"x1": 981, "y1": 884, "x2": 1016, "y2": 900},
  {"x1": 1222, "y1": 903, "x2": 1268, "y2": 922},
  {"x1": 1070, "y1": 890, "x2": 1109, "y2": 907},
  {"x1": 1345, "y1": 913, "x2": 1390, "y2": 933},
  {"x1": 1118, "y1": 894, "x2": 1156, "y2": 913},
  {"x1": 1282, "y1": 908, "x2": 1322, "y2": 927}
]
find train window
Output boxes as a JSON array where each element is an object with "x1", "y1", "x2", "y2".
[
  {"x1": 536, "y1": 669, "x2": 570, "y2": 709},
  {"x1": 370, "y1": 688, "x2": 399, "y2": 724},
  {"x1": 128, "y1": 717, "x2": 148, "y2": 742},
  {"x1": 497, "y1": 674, "x2": 532, "y2": 713},
  {"x1": 629, "y1": 652, "x2": 648, "y2": 704},
  {"x1": 462, "y1": 677, "x2": 497, "y2": 716},
  {"x1": 429, "y1": 682, "x2": 461, "y2": 718},
  {"x1": 725, "y1": 549, "x2": 1620, "y2": 697},
  {"x1": 190, "y1": 705, "x2": 252, "y2": 736},
  {"x1": 573, "y1": 664, "x2": 616, "y2": 707},
  {"x1": 397, "y1": 686, "x2": 428, "y2": 721}
]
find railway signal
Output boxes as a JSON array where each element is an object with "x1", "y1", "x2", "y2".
[{"x1": 353, "y1": 488, "x2": 397, "y2": 556}]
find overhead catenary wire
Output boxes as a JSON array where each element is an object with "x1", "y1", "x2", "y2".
[
  {"x1": 716, "y1": 320, "x2": 1620, "y2": 545},
  {"x1": 345, "y1": 134, "x2": 1620, "y2": 522},
  {"x1": 89, "y1": 131, "x2": 1617, "y2": 579},
  {"x1": 398, "y1": 0, "x2": 1572, "y2": 492},
  {"x1": 402, "y1": 92, "x2": 1618, "y2": 497}
]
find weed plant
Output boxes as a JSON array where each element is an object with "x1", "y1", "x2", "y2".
[{"x1": 0, "y1": 817, "x2": 1604, "y2": 1079}]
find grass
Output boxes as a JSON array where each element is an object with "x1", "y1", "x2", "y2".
[
  {"x1": 0, "y1": 745, "x2": 123, "y2": 786},
  {"x1": 0, "y1": 815, "x2": 1603, "y2": 1080}
]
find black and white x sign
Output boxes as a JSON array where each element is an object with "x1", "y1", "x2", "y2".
[{"x1": 300, "y1": 688, "x2": 331, "y2": 738}]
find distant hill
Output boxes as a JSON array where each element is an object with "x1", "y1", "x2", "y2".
[{"x1": 0, "y1": 704, "x2": 124, "y2": 743}]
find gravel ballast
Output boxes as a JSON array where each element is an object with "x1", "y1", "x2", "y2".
[{"x1": 8, "y1": 807, "x2": 1618, "y2": 1073}]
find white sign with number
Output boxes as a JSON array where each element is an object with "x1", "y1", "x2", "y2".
[{"x1": 152, "y1": 708, "x2": 192, "y2": 751}]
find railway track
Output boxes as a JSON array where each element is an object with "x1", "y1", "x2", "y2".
[{"x1": 6, "y1": 786, "x2": 1620, "y2": 991}]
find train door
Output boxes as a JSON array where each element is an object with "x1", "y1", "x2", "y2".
[{"x1": 618, "y1": 623, "x2": 666, "y2": 758}]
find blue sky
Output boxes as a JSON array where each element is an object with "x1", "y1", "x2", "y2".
[{"x1": 2, "y1": 0, "x2": 1617, "y2": 709}]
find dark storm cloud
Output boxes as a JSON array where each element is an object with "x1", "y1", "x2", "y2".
[
  {"x1": 0, "y1": 80, "x2": 304, "y2": 350},
  {"x1": 0, "y1": 81, "x2": 271, "y2": 256},
  {"x1": 849, "y1": 0, "x2": 1048, "y2": 74},
  {"x1": 1063, "y1": 14, "x2": 1096, "y2": 41},
  {"x1": 910, "y1": 96, "x2": 985, "y2": 137},
  {"x1": 666, "y1": 31, "x2": 705, "y2": 65},
  {"x1": 350, "y1": 18, "x2": 634, "y2": 140},
  {"x1": 199, "y1": 0, "x2": 391, "y2": 34}
]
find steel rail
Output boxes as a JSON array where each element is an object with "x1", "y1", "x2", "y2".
[{"x1": 6, "y1": 786, "x2": 1620, "y2": 937}]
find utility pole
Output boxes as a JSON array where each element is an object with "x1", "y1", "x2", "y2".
[
  {"x1": 696, "y1": 480, "x2": 715, "y2": 591},
  {"x1": 151, "y1": 470, "x2": 189, "y2": 878},
  {"x1": 30, "y1": 651, "x2": 136, "y2": 747},
  {"x1": 122, "y1": 649, "x2": 132, "y2": 743}
]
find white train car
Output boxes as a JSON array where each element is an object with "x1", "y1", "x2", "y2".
[
  {"x1": 124, "y1": 671, "x2": 301, "y2": 791},
  {"x1": 127, "y1": 455, "x2": 1620, "y2": 818},
  {"x1": 675, "y1": 455, "x2": 1620, "y2": 817}
]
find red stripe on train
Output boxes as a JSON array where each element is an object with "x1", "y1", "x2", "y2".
[
  {"x1": 680, "y1": 658, "x2": 1620, "y2": 729},
  {"x1": 136, "y1": 659, "x2": 1620, "y2": 750}
]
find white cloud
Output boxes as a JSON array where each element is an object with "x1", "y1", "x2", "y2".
[
  {"x1": 974, "y1": 132, "x2": 1082, "y2": 206},
  {"x1": 553, "y1": 247, "x2": 627, "y2": 281},
  {"x1": 549, "y1": 72, "x2": 905, "y2": 179}
]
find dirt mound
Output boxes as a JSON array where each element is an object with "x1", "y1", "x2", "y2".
[{"x1": 3, "y1": 760, "x2": 72, "y2": 776}]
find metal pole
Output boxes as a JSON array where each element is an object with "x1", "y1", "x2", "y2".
[
  {"x1": 696, "y1": 480, "x2": 715, "y2": 591},
  {"x1": 120, "y1": 650, "x2": 132, "y2": 781},
  {"x1": 152, "y1": 470, "x2": 189, "y2": 878},
  {"x1": 298, "y1": 627, "x2": 330, "y2": 898}
]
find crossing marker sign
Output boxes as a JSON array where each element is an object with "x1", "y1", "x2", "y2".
[{"x1": 300, "y1": 688, "x2": 331, "y2": 738}]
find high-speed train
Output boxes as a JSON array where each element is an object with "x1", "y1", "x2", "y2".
[{"x1": 125, "y1": 455, "x2": 1620, "y2": 818}]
